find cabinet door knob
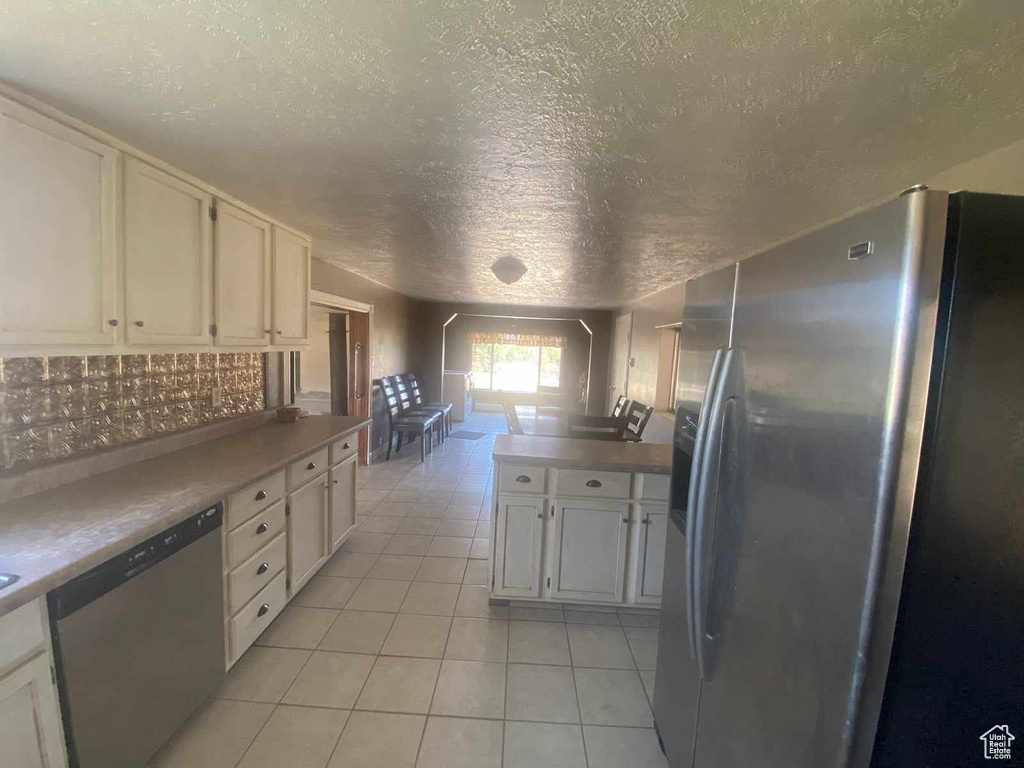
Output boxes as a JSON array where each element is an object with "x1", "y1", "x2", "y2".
[
  {"x1": 307, "y1": 461, "x2": 317, "y2": 470},
  {"x1": 256, "y1": 522, "x2": 268, "y2": 534},
  {"x1": 333, "y1": 480, "x2": 338, "y2": 485},
  {"x1": 343, "y1": 442, "x2": 350, "y2": 449},
  {"x1": 622, "y1": 517, "x2": 629, "y2": 525},
  {"x1": 515, "y1": 475, "x2": 532, "y2": 484},
  {"x1": 134, "y1": 320, "x2": 145, "y2": 327},
  {"x1": 257, "y1": 603, "x2": 270, "y2": 617},
  {"x1": 536, "y1": 512, "x2": 543, "y2": 519},
  {"x1": 255, "y1": 490, "x2": 267, "y2": 501},
  {"x1": 585, "y1": 479, "x2": 602, "y2": 488},
  {"x1": 107, "y1": 319, "x2": 119, "y2": 327},
  {"x1": 256, "y1": 562, "x2": 269, "y2": 575},
  {"x1": 265, "y1": 329, "x2": 271, "y2": 334}
]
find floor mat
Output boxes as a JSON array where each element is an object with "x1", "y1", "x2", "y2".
[{"x1": 449, "y1": 430, "x2": 486, "y2": 439}]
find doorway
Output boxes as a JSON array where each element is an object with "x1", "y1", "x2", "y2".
[
  {"x1": 291, "y1": 302, "x2": 372, "y2": 465},
  {"x1": 608, "y1": 313, "x2": 632, "y2": 414}
]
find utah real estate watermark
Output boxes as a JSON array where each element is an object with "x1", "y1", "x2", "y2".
[{"x1": 980, "y1": 725, "x2": 1015, "y2": 760}]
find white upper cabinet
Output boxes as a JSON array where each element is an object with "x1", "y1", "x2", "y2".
[
  {"x1": 0, "y1": 96, "x2": 119, "y2": 348},
  {"x1": 124, "y1": 158, "x2": 212, "y2": 346},
  {"x1": 272, "y1": 226, "x2": 310, "y2": 346},
  {"x1": 214, "y1": 201, "x2": 271, "y2": 346}
]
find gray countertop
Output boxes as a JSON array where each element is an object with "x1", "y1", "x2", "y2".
[
  {"x1": 492, "y1": 434, "x2": 673, "y2": 474},
  {"x1": 0, "y1": 415, "x2": 369, "y2": 616}
]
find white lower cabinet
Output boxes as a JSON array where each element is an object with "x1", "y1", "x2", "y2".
[
  {"x1": 329, "y1": 455, "x2": 357, "y2": 553},
  {"x1": 550, "y1": 498, "x2": 630, "y2": 603},
  {"x1": 491, "y1": 464, "x2": 669, "y2": 609},
  {"x1": 222, "y1": 438, "x2": 358, "y2": 668},
  {"x1": 0, "y1": 599, "x2": 68, "y2": 768},
  {"x1": 493, "y1": 495, "x2": 545, "y2": 598},
  {"x1": 635, "y1": 507, "x2": 668, "y2": 604},
  {"x1": 287, "y1": 474, "x2": 330, "y2": 597}
]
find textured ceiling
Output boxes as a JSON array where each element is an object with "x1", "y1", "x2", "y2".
[{"x1": 1, "y1": 1, "x2": 1023, "y2": 307}]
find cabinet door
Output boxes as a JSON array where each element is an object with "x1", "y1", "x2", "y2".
[
  {"x1": 0, "y1": 653, "x2": 67, "y2": 768},
  {"x1": 636, "y1": 507, "x2": 667, "y2": 604},
  {"x1": 287, "y1": 475, "x2": 329, "y2": 596},
  {"x1": 550, "y1": 498, "x2": 629, "y2": 602},
  {"x1": 271, "y1": 226, "x2": 310, "y2": 345},
  {"x1": 124, "y1": 158, "x2": 212, "y2": 345},
  {"x1": 214, "y1": 201, "x2": 271, "y2": 346},
  {"x1": 0, "y1": 97, "x2": 118, "y2": 348},
  {"x1": 494, "y1": 495, "x2": 545, "y2": 598},
  {"x1": 329, "y1": 455, "x2": 357, "y2": 552}
]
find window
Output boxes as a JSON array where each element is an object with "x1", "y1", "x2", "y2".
[
  {"x1": 471, "y1": 342, "x2": 494, "y2": 390},
  {"x1": 654, "y1": 326, "x2": 681, "y2": 412},
  {"x1": 469, "y1": 335, "x2": 564, "y2": 393},
  {"x1": 539, "y1": 346, "x2": 562, "y2": 387}
]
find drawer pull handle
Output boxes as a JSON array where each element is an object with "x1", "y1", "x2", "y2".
[
  {"x1": 515, "y1": 475, "x2": 532, "y2": 483},
  {"x1": 586, "y1": 479, "x2": 603, "y2": 488},
  {"x1": 307, "y1": 461, "x2": 317, "y2": 470},
  {"x1": 343, "y1": 442, "x2": 350, "y2": 449},
  {"x1": 257, "y1": 603, "x2": 270, "y2": 617},
  {"x1": 256, "y1": 522, "x2": 269, "y2": 534},
  {"x1": 257, "y1": 562, "x2": 269, "y2": 575},
  {"x1": 255, "y1": 490, "x2": 268, "y2": 501}
]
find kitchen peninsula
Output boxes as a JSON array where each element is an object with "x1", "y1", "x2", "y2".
[{"x1": 489, "y1": 433, "x2": 673, "y2": 608}]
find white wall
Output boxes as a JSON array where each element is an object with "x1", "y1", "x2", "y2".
[{"x1": 925, "y1": 137, "x2": 1024, "y2": 195}]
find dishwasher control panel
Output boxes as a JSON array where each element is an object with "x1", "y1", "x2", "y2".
[{"x1": 49, "y1": 503, "x2": 222, "y2": 620}]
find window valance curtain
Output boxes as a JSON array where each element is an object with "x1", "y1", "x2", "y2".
[{"x1": 468, "y1": 331, "x2": 566, "y2": 348}]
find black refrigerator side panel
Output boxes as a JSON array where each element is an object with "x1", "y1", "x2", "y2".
[{"x1": 872, "y1": 192, "x2": 1024, "y2": 767}]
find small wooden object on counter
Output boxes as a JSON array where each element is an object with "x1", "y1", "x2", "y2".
[{"x1": 276, "y1": 406, "x2": 301, "y2": 423}]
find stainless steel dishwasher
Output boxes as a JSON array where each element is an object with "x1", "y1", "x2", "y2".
[{"x1": 48, "y1": 503, "x2": 225, "y2": 768}]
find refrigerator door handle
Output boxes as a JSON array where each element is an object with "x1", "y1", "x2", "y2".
[
  {"x1": 693, "y1": 347, "x2": 745, "y2": 680},
  {"x1": 686, "y1": 347, "x2": 726, "y2": 659}
]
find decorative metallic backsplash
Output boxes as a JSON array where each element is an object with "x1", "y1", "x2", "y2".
[{"x1": 0, "y1": 353, "x2": 266, "y2": 471}]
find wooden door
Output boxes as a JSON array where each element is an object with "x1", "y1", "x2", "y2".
[
  {"x1": 493, "y1": 495, "x2": 545, "y2": 598},
  {"x1": 0, "y1": 96, "x2": 118, "y2": 348},
  {"x1": 286, "y1": 475, "x2": 329, "y2": 596},
  {"x1": 214, "y1": 200, "x2": 271, "y2": 346},
  {"x1": 608, "y1": 313, "x2": 632, "y2": 414},
  {"x1": 0, "y1": 654, "x2": 67, "y2": 768},
  {"x1": 271, "y1": 226, "x2": 310, "y2": 345},
  {"x1": 347, "y1": 311, "x2": 371, "y2": 464},
  {"x1": 636, "y1": 506, "x2": 667, "y2": 604},
  {"x1": 329, "y1": 455, "x2": 357, "y2": 552},
  {"x1": 550, "y1": 498, "x2": 629, "y2": 602},
  {"x1": 124, "y1": 158, "x2": 212, "y2": 345}
]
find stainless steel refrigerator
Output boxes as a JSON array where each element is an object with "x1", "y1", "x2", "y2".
[{"x1": 654, "y1": 189, "x2": 1024, "y2": 767}]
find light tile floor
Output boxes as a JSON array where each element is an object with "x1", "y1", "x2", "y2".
[{"x1": 150, "y1": 410, "x2": 667, "y2": 768}]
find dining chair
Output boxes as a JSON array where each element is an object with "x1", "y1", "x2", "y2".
[
  {"x1": 393, "y1": 374, "x2": 444, "y2": 446},
  {"x1": 380, "y1": 376, "x2": 437, "y2": 462},
  {"x1": 404, "y1": 373, "x2": 453, "y2": 438}
]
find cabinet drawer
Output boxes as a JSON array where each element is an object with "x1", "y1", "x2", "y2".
[
  {"x1": 0, "y1": 598, "x2": 45, "y2": 672},
  {"x1": 498, "y1": 465, "x2": 547, "y2": 495},
  {"x1": 225, "y1": 500, "x2": 286, "y2": 569},
  {"x1": 557, "y1": 469, "x2": 631, "y2": 499},
  {"x1": 226, "y1": 532, "x2": 287, "y2": 615},
  {"x1": 288, "y1": 447, "x2": 329, "y2": 489},
  {"x1": 330, "y1": 435, "x2": 357, "y2": 466},
  {"x1": 230, "y1": 570, "x2": 286, "y2": 661},
  {"x1": 639, "y1": 473, "x2": 670, "y2": 502},
  {"x1": 226, "y1": 470, "x2": 286, "y2": 530}
]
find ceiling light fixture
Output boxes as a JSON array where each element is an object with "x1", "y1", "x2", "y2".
[{"x1": 491, "y1": 256, "x2": 528, "y2": 285}]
